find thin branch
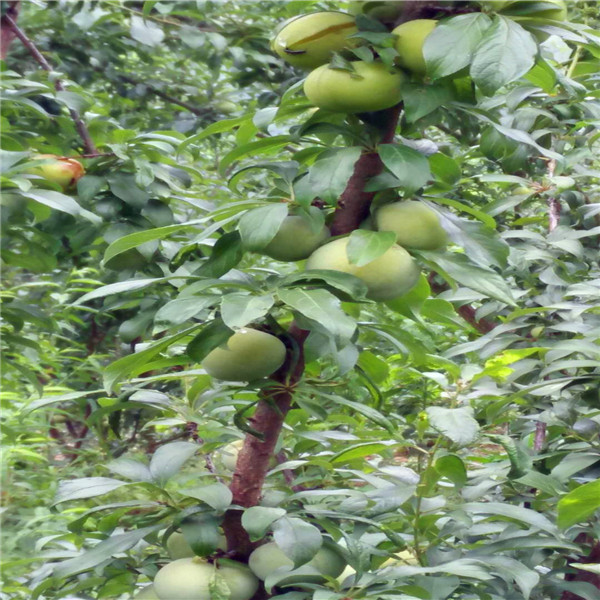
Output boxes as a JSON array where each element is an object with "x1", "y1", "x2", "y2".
[
  {"x1": 0, "y1": 1, "x2": 20, "y2": 59},
  {"x1": 4, "y1": 14, "x2": 97, "y2": 154}
]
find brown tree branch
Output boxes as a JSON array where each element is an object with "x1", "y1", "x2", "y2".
[
  {"x1": 330, "y1": 103, "x2": 402, "y2": 235},
  {"x1": 4, "y1": 14, "x2": 97, "y2": 154},
  {"x1": 223, "y1": 324, "x2": 309, "y2": 559},
  {"x1": 0, "y1": 1, "x2": 20, "y2": 59}
]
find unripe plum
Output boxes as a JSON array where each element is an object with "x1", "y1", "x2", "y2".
[
  {"x1": 304, "y1": 61, "x2": 405, "y2": 113},
  {"x1": 213, "y1": 439, "x2": 244, "y2": 472},
  {"x1": 201, "y1": 328, "x2": 286, "y2": 382},
  {"x1": 261, "y1": 215, "x2": 330, "y2": 261},
  {"x1": 27, "y1": 154, "x2": 85, "y2": 190},
  {"x1": 375, "y1": 201, "x2": 447, "y2": 250},
  {"x1": 133, "y1": 584, "x2": 159, "y2": 599},
  {"x1": 248, "y1": 541, "x2": 346, "y2": 582},
  {"x1": 392, "y1": 19, "x2": 437, "y2": 75},
  {"x1": 167, "y1": 531, "x2": 227, "y2": 559},
  {"x1": 154, "y1": 557, "x2": 259, "y2": 600},
  {"x1": 272, "y1": 12, "x2": 358, "y2": 69},
  {"x1": 305, "y1": 237, "x2": 420, "y2": 301}
]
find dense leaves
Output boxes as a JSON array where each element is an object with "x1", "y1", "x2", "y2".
[{"x1": 1, "y1": 1, "x2": 600, "y2": 600}]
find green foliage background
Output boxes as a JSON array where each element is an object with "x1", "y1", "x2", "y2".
[{"x1": 1, "y1": 1, "x2": 600, "y2": 599}]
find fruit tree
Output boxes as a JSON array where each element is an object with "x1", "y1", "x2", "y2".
[{"x1": 1, "y1": 1, "x2": 600, "y2": 600}]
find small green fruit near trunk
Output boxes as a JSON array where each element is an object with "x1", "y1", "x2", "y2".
[
  {"x1": 375, "y1": 201, "x2": 448, "y2": 250},
  {"x1": 201, "y1": 328, "x2": 286, "y2": 381},
  {"x1": 261, "y1": 214, "x2": 330, "y2": 261},
  {"x1": 213, "y1": 439, "x2": 244, "y2": 472},
  {"x1": 248, "y1": 541, "x2": 346, "y2": 582},
  {"x1": 392, "y1": 19, "x2": 437, "y2": 75},
  {"x1": 305, "y1": 237, "x2": 420, "y2": 301},
  {"x1": 154, "y1": 557, "x2": 259, "y2": 600},
  {"x1": 133, "y1": 584, "x2": 160, "y2": 599},
  {"x1": 167, "y1": 531, "x2": 227, "y2": 559},
  {"x1": 304, "y1": 61, "x2": 405, "y2": 113},
  {"x1": 272, "y1": 11, "x2": 358, "y2": 69}
]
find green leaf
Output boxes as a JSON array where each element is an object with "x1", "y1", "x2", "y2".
[
  {"x1": 346, "y1": 230, "x2": 396, "y2": 267},
  {"x1": 53, "y1": 526, "x2": 159, "y2": 578},
  {"x1": 272, "y1": 516, "x2": 322, "y2": 568},
  {"x1": 435, "y1": 455, "x2": 467, "y2": 487},
  {"x1": 331, "y1": 442, "x2": 392, "y2": 464},
  {"x1": 187, "y1": 320, "x2": 234, "y2": 362},
  {"x1": 54, "y1": 477, "x2": 129, "y2": 505},
  {"x1": 377, "y1": 144, "x2": 431, "y2": 194},
  {"x1": 221, "y1": 294, "x2": 274, "y2": 329},
  {"x1": 74, "y1": 278, "x2": 163, "y2": 305},
  {"x1": 470, "y1": 16, "x2": 538, "y2": 95},
  {"x1": 403, "y1": 83, "x2": 453, "y2": 122},
  {"x1": 324, "y1": 394, "x2": 395, "y2": 433},
  {"x1": 427, "y1": 406, "x2": 479, "y2": 446},
  {"x1": 130, "y1": 15, "x2": 164, "y2": 46},
  {"x1": 278, "y1": 288, "x2": 356, "y2": 342},
  {"x1": 219, "y1": 136, "x2": 295, "y2": 174},
  {"x1": 104, "y1": 325, "x2": 201, "y2": 393},
  {"x1": 462, "y1": 502, "x2": 557, "y2": 534},
  {"x1": 76, "y1": 175, "x2": 105, "y2": 202},
  {"x1": 108, "y1": 173, "x2": 149, "y2": 208},
  {"x1": 181, "y1": 483, "x2": 233, "y2": 511},
  {"x1": 305, "y1": 147, "x2": 362, "y2": 204},
  {"x1": 421, "y1": 252, "x2": 517, "y2": 306},
  {"x1": 149, "y1": 441, "x2": 199, "y2": 485},
  {"x1": 180, "y1": 515, "x2": 222, "y2": 558},
  {"x1": 424, "y1": 13, "x2": 493, "y2": 79},
  {"x1": 242, "y1": 506, "x2": 287, "y2": 542},
  {"x1": 280, "y1": 270, "x2": 369, "y2": 303},
  {"x1": 557, "y1": 480, "x2": 600, "y2": 529},
  {"x1": 23, "y1": 190, "x2": 100, "y2": 223},
  {"x1": 197, "y1": 231, "x2": 245, "y2": 278},
  {"x1": 106, "y1": 458, "x2": 152, "y2": 483},
  {"x1": 428, "y1": 153, "x2": 461, "y2": 185},
  {"x1": 153, "y1": 296, "x2": 218, "y2": 334},
  {"x1": 238, "y1": 204, "x2": 289, "y2": 251}
]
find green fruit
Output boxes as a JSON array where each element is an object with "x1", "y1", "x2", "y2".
[
  {"x1": 133, "y1": 584, "x2": 160, "y2": 599},
  {"x1": 305, "y1": 237, "x2": 420, "y2": 301},
  {"x1": 26, "y1": 154, "x2": 85, "y2": 190},
  {"x1": 248, "y1": 542, "x2": 346, "y2": 582},
  {"x1": 304, "y1": 61, "x2": 404, "y2": 113},
  {"x1": 375, "y1": 201, "x2": 447, "y2": 250},
  {"x1": 392, "y1": 19, "x2": 437, "y2": 75},
  {"x1": 201, "y1": 328, "x2": 286, "y2": 382},
  {"x1": 167, "y1": 531, "x2": 227, "y2": 559},
  {"x1": 272, "y1": 12, "x2": 358, "y2": 69},
  {"x1": 261, "y1": 215, "x2": 330, "y2": 261},
  {"x1": 214, "y1": 439, "x2": 244, "y2": 472},
  {"x1": 167, "y1": 532, "x2": 195, "y2": 560},
  {"x1": 216, "y1": 100, "x2": 238, "y2": 114},
  {"x1": 154, "y1": 558, "x2": 259, "y2": 600}
]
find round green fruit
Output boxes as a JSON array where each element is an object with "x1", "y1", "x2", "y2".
[
  {"x1": 305, "y1": 237, "x2": 420, "y2": 301},
  {"x1": 272, "y1": 11, "x2": 358, "y2": 69},
  {"x1": 392, "y1": 19, "x2": 437, "y2": 75},
  {"x1": 375, "y1": 201, "x2": 447, "y2": 250},
  {"x1": 304, "y1": 61, "x2": 404, "y2": 113},
  {"x1": 154, "y1": 558, "x2": 259, "y2": 600},
  {"x1": 248, "y1": 542, "x2": 346, "y2": 582},
  {"x1": 201, "y1": 328, "x2": 286, "y2": 382},
  {"x1": 214, "y1": 439, "x2": 244, "y2": 472},
  {"x1": 167, "y1": 532, "x2": 195, "y2": 560},
  {"x1": 27, "y1": 154, "x2": 85, "y2": 190},
  {"x1": 262, "y1": 214, "x2": 330, "y2": 261},
  {"x1": 167, "y1": 531, "x2": 227, "y2": 559},
  {"x1": 133, "y1": 584, "x2": 160, "y2": 599},
  {"x1": 216, "y1": 100, "x2": 238, "y2": 114}
]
